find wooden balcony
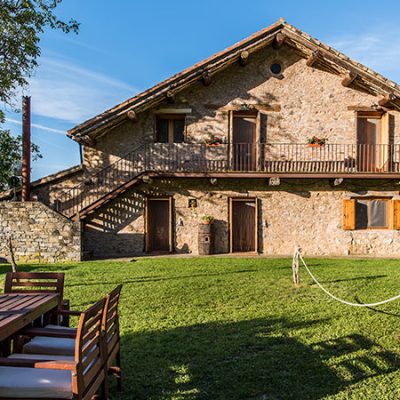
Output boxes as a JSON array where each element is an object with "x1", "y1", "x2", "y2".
[{"x1": 147, "y1": 143, "x2": 400, "y2": 176}]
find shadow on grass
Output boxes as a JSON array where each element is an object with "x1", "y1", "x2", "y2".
[
  {"x1": 119, "y1": 317, "x2": 399, "y2": 400},
  {"x1": 322, "y1": 275, "x2": 387, "y2": 284},
  {"x1": 64, "y1": 269, "x2": 258, "y2": 288}
]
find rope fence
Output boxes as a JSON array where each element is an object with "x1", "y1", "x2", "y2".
[{"x1": 292, "y1": 246, "x2": 400, "y2": 307}]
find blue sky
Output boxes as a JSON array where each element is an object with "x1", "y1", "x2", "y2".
[{"x1": 3, "y1": 0, "x2": 400, "y2": 180}]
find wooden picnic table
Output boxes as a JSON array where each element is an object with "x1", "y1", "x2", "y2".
[{"x1": 0, "y1": 293, "x2": 59, "y2": 344}]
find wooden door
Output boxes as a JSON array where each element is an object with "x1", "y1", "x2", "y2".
[
  {"x1": 233, "y1": 114, "x2": 257, "y2": 171},
  {"x1": 146, "y1": 198, "x2": 172, "y2": 253},
  {"x1": 230, "y1": 198, "x2": 257, "y2": 253},
  {"x1": 357, "y1": 114, "x2": 383, "y2": 172}
]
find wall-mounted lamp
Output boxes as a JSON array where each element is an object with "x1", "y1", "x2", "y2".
[{"x1": 178, "y1": 217, "x2": 184, "y2": 227}]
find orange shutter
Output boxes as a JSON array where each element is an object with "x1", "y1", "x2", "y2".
[
  {"x1": 343, "y1": 199, "x2": 356, "y2": 230},
  {"x1": 392, "y1": 200, "x2": 400, "y2": 230}
]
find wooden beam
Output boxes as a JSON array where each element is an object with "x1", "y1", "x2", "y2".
[
  {"x1": 341, "y1": 72, "x2": 358, "y2": 87},
  {"x1": 378, "y1": 93, "x2": 397, "y2": 108},
  {"x1": 239, "y1": 51, "x2": 249, "y2": 66},
  {"x1": 126, "y1": 110, "x2": 137, "y2": 121},
  {"x1": 306, "y1": 50, "x2": 321, "y2": 67},
  {"x1": 80, "y1": 135, "x2": 96, "y2": 147},
  {"x1": 166, "y1": 90, "x2": 175, "y2": 104},
  {"x1": 201, "y1": 70, "x2": 212, "y2": 86},
  {"x1": 272, "y1": 32, "x2": 286, "y2": 49}
]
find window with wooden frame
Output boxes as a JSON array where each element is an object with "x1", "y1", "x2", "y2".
[
  {"x1": 343, "y1": 198, "x2": 400, "y2": 230},
  {"x1": 155, "y1": 115, "x2": 185, "y2": 143}
]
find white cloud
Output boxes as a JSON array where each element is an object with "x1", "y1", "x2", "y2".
[
  {"x1": 6, "y1": 117, "x2": 65, "y2": 134},
  {"x1": 328, "y1": 26, "x2": 400, "y2": 83},
  {"x1": 21, "y1": 55, "x2": 138, "y2": 124}
]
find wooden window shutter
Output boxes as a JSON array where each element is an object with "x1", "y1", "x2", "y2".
[
  {"x1": 343, "y1": 199, "x2": 356, "y2": 230},
  {"x1": 392, "y1": 200, "x2": 400, "y2": 230}
]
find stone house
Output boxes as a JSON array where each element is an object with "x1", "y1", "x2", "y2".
[{"x1": 2, "y1": 18, "x2": 400, "y2": 262}]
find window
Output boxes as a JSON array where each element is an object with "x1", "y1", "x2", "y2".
[
  {"x1": 343, "y1": 198, "x2": 400, "y2": 230},
  {"x1": 155, "y1": 115, "x2": 185, "y2": 143},
  {"x1": 270, "y1": 62, "x2": 282, "y2": 76},
  {"x1": 355, "y1": 199, "x2": 388, "y2": 229}
]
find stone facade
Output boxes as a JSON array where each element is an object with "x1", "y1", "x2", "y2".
[
  {"x1": 0, "y1": 202, "x2": 81, "y2": 263},
  {"x1": 4, "y1": 38, "x2": 400, "y2": 261},
  {"x1": 82, "y1": 46, "x2": 400, "y2": 166},
  {"x1": 82, "y1": 178, "x2": 400, "y2": 259}
]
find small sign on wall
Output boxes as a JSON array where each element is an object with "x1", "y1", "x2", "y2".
[{"x1": 188, "y1": 199, "x2": 198, "y2": 208}]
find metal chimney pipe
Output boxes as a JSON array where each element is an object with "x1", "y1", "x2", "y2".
[{"x1": 21, "y1": 96, "x2": 31, "y2": 201}]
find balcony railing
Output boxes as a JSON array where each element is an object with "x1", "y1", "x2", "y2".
[
  {"x1": 147, "y1": 143, "x2": 400, "y2": 174},
  {"x1": 54, "y1": 143, "x2": 400, "y2": 217}
]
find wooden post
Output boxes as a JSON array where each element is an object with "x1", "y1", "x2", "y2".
[
  {"x1": 21, "y1": 96, "x2": 31, "y2": 202},
  {"x1": 292, "y1": 245, "x2": 301, "y2": 286}
]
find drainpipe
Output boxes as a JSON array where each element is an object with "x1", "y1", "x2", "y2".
[{"x1": 21, "y1": 96, "x2": 31, "y2": 202}]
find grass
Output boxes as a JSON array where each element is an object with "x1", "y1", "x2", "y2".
[{"x1": 1, "y1": 256, "x2": 400, "y2": 399}]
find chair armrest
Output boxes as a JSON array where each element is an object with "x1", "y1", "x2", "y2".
[
  {"x1": 0, "y1": 357, "x2": 77, "y2": 371},
  {"x1": 20, "y1": 327, "x2": 77, "y2": 339}
]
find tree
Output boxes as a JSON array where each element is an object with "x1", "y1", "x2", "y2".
[
  {"x1": 0, "y1": 0, "x2": 79, "y2": 108},
  {"x1": 0, "y1": 127, "x2": 42, "y2": 190},
  {"x1": 0, "y1": 1, "x2": 79, "y2": 189}
]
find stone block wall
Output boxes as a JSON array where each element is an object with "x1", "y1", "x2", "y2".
[
  {"x1": 82, "y1": 178, "x2": 400, "y2": 259},
  {"x1": 0, "y1": 202, "x2": 81, "y2": 263}
]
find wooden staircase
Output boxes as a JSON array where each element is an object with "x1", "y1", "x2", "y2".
[{"x1": 54, "y1": 145, "x2": 149, "y2": 219}]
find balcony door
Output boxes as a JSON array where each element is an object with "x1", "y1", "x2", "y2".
[
  {"x1": 232, "y1": 113, "x2": 257, "y2": 171},
  {"x1": 357, "y1": 112, "x2": 389, "y2": 172}
]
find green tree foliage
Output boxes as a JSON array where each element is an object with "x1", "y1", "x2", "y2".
[
  {"x1": 0, "y1": 1, "x2": 79, "y2": 189},
  {"x1": 0, "y1": 0, "x2": 79, "y2": 106},
  {"x1": 0, "y1": 127, "x2": 42, "y2": 190}
]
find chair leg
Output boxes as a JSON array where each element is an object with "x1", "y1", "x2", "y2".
[
  {"x1": 100, "y1": 375, "x2": 109, "y2": 400},
  {"x1": 116, "y1": 349, "x2": 122, "y2": 391}
]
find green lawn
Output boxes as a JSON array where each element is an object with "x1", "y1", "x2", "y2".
[{"x1": 1, "y1": 257, "x2": 400, "y2": 400}]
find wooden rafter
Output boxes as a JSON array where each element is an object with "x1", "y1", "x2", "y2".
[
  {"x1": 166, "y1": 90, "x2": 175, "y2": 104},
  {"x1": 239, "y1": 51, "x2": 249, "y2": 66},
  {"x1": 341, "y1": 71, "x2": 358, "y2": 87},
  {"x1": 306, "y1": 50, "x2": 321, "y2": 67},
  {"x1": 126, "y1": 110, "x2": 137, "y2": 121},
  {"x1": 201, "y1": 70, "x2": 212, "y2": 86},
  {"x1": 272, "y1": 32, "x2": 286, "y2": 49},
  {"x1": 378, "y1": 93, "x2": 397, "y2": 108}
]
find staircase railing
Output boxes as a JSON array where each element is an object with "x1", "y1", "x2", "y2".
[
  {"x1": 53, "y1": 142, "x2": 400, "y2": 218},
  {"x1": 54, "y1": 144, "x2": 147, "y2": 217}
]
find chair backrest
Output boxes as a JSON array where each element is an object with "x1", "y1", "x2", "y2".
[
  {"x1": 4, "y1": 272, "x2": 65, "y2": 306},
  {"x1": 102, "y1": 285, "x2": 122, "y2": 364},
  {"x1": 74, "y1": 297, "x2": 106, "y2": 399}
]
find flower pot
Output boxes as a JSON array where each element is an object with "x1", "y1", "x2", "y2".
[{"x1": 308, "y1": 143, "x2": 323, "y2": 148}]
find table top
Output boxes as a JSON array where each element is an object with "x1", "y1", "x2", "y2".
[{"x1": 0, "y1": 293, "x2": 59, "y2": 342}]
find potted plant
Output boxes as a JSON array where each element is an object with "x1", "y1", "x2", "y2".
[
  {"x1": 205, "y1": 133, "x2": 223, "y2": 146},
  {"x1": 201, "y1": 215, "x2": 215, "y2": 224},
  {"x1": 307, "y1": 136, "x2": 328, "y2": 147}
]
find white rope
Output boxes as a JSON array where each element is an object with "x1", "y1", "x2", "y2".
[{"x1": 298, "y1": 252, "x2": 400, "y2": 307}]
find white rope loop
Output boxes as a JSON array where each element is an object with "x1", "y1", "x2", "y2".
[{"x1": 298, "y1": 252, "x2": 400, "y2": 307}]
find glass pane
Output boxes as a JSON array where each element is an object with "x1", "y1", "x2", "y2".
[
  {"x1": 369, "y1": 200, "x2": 387, "y2": 227},
  {"x1": 156, "y1": 119, "x2": 169, "y2": 143},
  {"x1": 355, "y1": 200, "x2": 368, "y2": 229},
  {"x1": 173, "y1": 119, "x2": 185, "y2": 143}
]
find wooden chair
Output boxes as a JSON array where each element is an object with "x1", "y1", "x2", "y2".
[
  {"x1": 0, "y1": 297, "x2": 107, "y2": 399},
  {"x1": 4, "y1": 272, "x2": 75, "y2": 326},
  {"x1": 21, "y1": 285, "x2": 123, "y2": 389}
]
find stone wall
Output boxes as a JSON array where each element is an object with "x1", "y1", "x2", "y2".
[
  {"x1": 82, "y1": 178, "x2": 400, "y2": 259},
  {"x1": 81, "y1": 44, "x2": 400, "y2": 168},
  {"x1": 0, "y1": 202, "x2": 81, "y2": 263}
]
